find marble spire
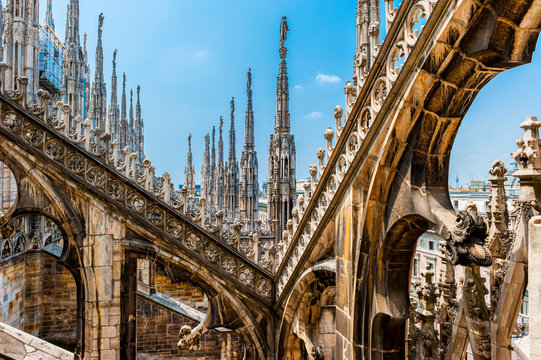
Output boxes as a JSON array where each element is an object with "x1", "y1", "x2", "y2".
[
  {"x1": 275, "y1": 17, "x2": 290, "y2": 134},
  {"x1": 184, "y1": 134, "x2": 196, "y2": 198},
  {"x1": 90, "y1": 13, "x2": 107, "y2": 131},
  {"x1": 225, "y1": 98, "x2": 239, "y2": 218},
  {"x1": 268, "y1": 16, "x2": 296, "y2": 242},
  {"x1": 215, "y1": 116, "x2": 225, "y2": 209},
  {"x1": 135, "y1": 85, "x2": 144, "y2": 165},
  {"x1": 128, "y1": 89, "x2": 135, "y2": 150},
  {"x1": 240, "y1": 68, "x2": 259, "y2": 227},
  {"x1": 210, "y1": 126, "x2": 216, "y2": 205},
  {"x1": 201, "y1": 133, "x2": 211, "y2": 201},
  {"x1": 120, "y1": 73, "x2": 128, "y2": 148},
  {"x1": 108, "y1": 50, "x2": 120, "y2": 142},
  {"x1": 62, "y1": 0, "x2": 87, "y2": 116}
]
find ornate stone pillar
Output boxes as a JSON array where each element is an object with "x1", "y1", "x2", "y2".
[{"x1": 510, "y1": 117, "x2": 541, "y2": 358}]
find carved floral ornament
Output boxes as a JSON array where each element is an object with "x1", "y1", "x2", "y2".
[
  {"x1": 24, "y1": 125, "x2": 44, "y2": 146},
  {"x1": 239, "y1": 266, "x2": 255, "y2": 286},
  {"x1": 45, "y1": 140, "x2": 65, "y2": 160},
  {"x1": 66, "y1": 154, "x2": 86, "y2": 174},
  {"x1": 107, "y1": 180, "x2": 126, "y2": 200},
  {"x1": 2, "y1": 111, "x2": 22, "y2": 131},
  {"x1": 166, "y1": 219, "x2": 183, "y2": 238},
  {"x1": 126, "y1": 193, "x2": 145, "y2": 213},
  {"x1": 203, "y1": 244, "x2": 219, "y2": 263},
  {"x1": 185, "y1": 232, "x2": 202, "y2": 251}
]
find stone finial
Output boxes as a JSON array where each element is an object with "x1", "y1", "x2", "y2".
[
  {"x1": 511, "y1": 116, "x2": 541, "y2": 171},
  {"x1": 344, "y1": 81, "x2": 357, "y2": 118},
  {"x1": 298, "y1": 195, "x2": 305, "y2": 215},
  {"x1": 324, "y1": 127, "x2": 334, "y2": 160},
  {"x1": 488, "y1": 160, "x2": 507, "y2": 180},
  {"x1": 309, "y1": 164, "x2": 318, "y2": 191},
  {"x1": 334, "y1": 105, "x2": 343, "y2": 137},
  {"x1": 317, "y1": 147, "x2": 325, "y2": 176},
  {"x1": 303, "y1": 181, "x2": 311, "y2": 202}
]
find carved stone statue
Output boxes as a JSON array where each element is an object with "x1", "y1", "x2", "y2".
[
  {"x1": 280, "y1": 16, "x2": 289, "y2": 48},
  {"x1": 98, "y1": 13, "x2": 104, "y2": 37}
]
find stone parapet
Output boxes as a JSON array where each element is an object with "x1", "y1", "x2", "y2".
[{"x1": 0, "y1": 321, "x2": 74, "y2": 360}]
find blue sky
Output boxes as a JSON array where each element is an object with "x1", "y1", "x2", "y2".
[{"x1": 41, "y1": 1, "x2": 540, "y2": 187}]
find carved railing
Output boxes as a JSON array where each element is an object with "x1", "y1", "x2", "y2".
[
  {"x1": 183, "y1": 198, "x2": 275, "y2": 271},
  {"x1": 275, "y1": 0, "x2": 443, "y2": 299},
  {"x1": 0, "y1": 76, "x2": 273, "y2": 303},
  {"x1": 0, "y1": 214, "x2": 64, "y2": 260}
]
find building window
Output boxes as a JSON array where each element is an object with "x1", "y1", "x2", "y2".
[
  {"x1": 427, "y1": 261, "x2": 435, "y2": 270},
  {"x1": 521, "y1": 290, "x2": 529, "y2": 315},
  {"x1": 453, "y1": 200, "x2": 459, "y2": 209},
  {"x1": 413, "y1": 258, "x2": 418, "y2": 277},
  {"x1": 428, "y1": 241, "x2": 434, "y2": 251}
]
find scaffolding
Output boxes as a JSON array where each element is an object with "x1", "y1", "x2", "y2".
[{"x1": 39, "y1": 24, "x2": 64, "y2": 95}]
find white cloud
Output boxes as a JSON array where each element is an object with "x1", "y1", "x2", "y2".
[
  {"x1": 194, "y1": 50, "x2": 209, "y2": 57},
  {"x1": 294, "y1": 84, "x2": 304, "y2": 90},
  {"x1": 304, "y1": 111, "x2": 323, "y2": 120},
  {"x1": 315, "y1": 73, "x2": 341, "y2": 84}
]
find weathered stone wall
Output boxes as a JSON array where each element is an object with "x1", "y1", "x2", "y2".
[
  {"x1": 136, "y1": 295, "x2": 241, "y2": 359},
  {"x1": 0, "y1": 255, "x2": 24, "y2": 328},
  {"x1": 154, "y1": 266, "x2": 208, "y2": 313},
  {"x1": 0, "y1": 252, "x2": 77, "y2": 351},
  {"x1": 40, "y1": 253, "x2": 78, "y2": 350}
]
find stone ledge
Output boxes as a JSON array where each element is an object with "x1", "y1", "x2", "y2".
[{"x1": 0, "y1": 322, "x2": 74, "y2": 360}]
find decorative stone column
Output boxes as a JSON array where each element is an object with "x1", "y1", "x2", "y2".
[{"x1": 510, "y1": 117, "x2": 541, "y2": 358}]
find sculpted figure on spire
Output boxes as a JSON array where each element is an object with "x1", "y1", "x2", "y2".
[{"x1": 280, "y1": 16, "x2": 288, "y2": 48}]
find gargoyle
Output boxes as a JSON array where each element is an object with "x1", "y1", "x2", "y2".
[
  {"x1": 441, "y1": 203, "x2": 492, "y2": 266},
  {"x1": 311, "y1": 346, "x2": 325, "y2": 360},
  {"x1": 177, "y1": 324, "x2": 205, "y2": 350}
]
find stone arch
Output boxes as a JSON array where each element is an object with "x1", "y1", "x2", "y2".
[
  {"x1": 368, "y1": 215, "x2": 431, "y2": 359},
  {"x1": 277, "y1": 259, "x2": 336, "y2": 359},
  {"x1": 0, "y1": 143, "x2": 88, "y2": 354},
  {"x1": 351, "y1": 0, "x2": 541, "y2": 355},
  {"x1": 121, "y1": 238, "x2": 270, "y2": 360},
  {"x1": 0, "y1": 159, "x2": 17, "y2": 217},
  {"x1": 0, "y1": 212, "x2": 85, "y2": 353}
]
